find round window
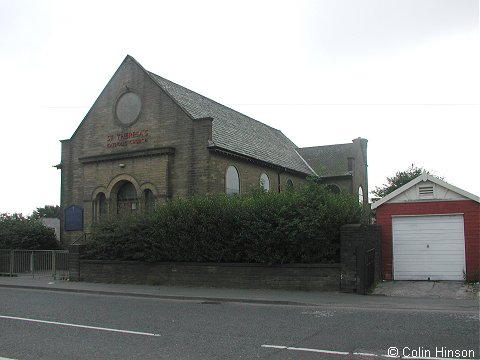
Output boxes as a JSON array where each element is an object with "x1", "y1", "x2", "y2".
[{"x1": 116, "y1": 92, "x2": 142, "y2": 125}]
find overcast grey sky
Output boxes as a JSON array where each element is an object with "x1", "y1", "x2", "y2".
[{"x1": 1, "y1": 0, "x2": 478, "y2": 215}]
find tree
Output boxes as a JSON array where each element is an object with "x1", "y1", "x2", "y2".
[
  {"x1": 372, "y1": 164, "x2": 442, "y2": 199},
  {"x1": 0, "y1": 213, "x2": 60, "y2": 249},
  {"x1": 30, "y1": 205, "x2": 60, "y2": 220}
]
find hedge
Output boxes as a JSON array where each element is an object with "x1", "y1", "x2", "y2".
[
  {"x1": 84, "y1": 182, "x2": 364, "y2": 264},
  {"x1": 0, "y1": 213, "x2": 60, "y2": 250}
]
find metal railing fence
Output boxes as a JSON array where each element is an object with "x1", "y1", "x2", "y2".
[{"x1": 0, "y1": 249, "x2": 69, "y2": 280}]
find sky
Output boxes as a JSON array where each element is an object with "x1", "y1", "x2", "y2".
[{"x1": 0, "y1": 0, "x2": 479, "y2": 215}]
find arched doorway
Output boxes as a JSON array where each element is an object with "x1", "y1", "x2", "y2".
[{"x1": 117, "y1": 181, "x2": 138, "y2": 214}]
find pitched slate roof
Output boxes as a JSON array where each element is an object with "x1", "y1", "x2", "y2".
[
  {"x1": 146, "y1": 68, "x2": 315, "y2": 175},
  {"x1": 297, "y1": 143, "x2": 353, "y2": 177}
]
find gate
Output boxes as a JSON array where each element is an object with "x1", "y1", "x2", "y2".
[
  {"x1": 363, "y1": 248, "x2": 375, "y2": 294},
  {"x1": 0, "y1": 250, "x2": 69, "y2": 280}
]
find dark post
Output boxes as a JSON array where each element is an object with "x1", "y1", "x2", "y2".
[
  {"x1": 68, "y1": 245, "x2": 85, "y2": 281},
  {"x1": 340, "y1": 224, "x2": 381, "y2": 294}
]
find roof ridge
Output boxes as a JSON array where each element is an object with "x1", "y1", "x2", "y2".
[{"x1": 299, "y1": 143, "x2": 352, "y2": 150}]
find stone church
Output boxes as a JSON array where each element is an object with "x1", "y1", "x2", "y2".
[{"x1": 59, "y1": 55, "x2": 368, "y2": 244}]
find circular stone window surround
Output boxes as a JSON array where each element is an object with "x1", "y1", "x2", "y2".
[{"x1": 114, "y1": 90, "x2": 142, "y2": 126}]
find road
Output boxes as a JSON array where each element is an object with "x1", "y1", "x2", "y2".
[{"x1": 0, "y1": 287, "x2": 478, "y2": 359}]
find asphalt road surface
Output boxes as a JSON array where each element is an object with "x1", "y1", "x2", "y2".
[{"x1": 0, "y1": 287, "x2": 478, "y2": 359}]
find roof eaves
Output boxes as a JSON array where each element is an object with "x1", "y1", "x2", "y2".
[
  {"x1": 371, "y1": 172, "x2": 480, "y2": 209},
  {"x1": 210, "y1": 146, "x2": 311, "y2": 177},
  {"x1": 319, "y1": 173, "x2": 353, "y2": 180}
]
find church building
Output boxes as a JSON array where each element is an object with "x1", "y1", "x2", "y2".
[{"x1": 59, "y1": 55, "x2": 368, "y2": 244}]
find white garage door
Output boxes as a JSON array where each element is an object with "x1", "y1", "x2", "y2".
[{"x1": 392, "y1": 215, "x2": 465, "y2": 280}]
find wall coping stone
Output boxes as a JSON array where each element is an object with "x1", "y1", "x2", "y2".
[{"x1": 79, "y1": 260, "x2": 340, "y2": 269}]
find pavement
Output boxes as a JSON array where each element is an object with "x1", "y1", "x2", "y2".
[
  {"x1": 373, "y1": 280, "x2": 480, "y2": 300},
  {"x1": 0, "y1": 276, "x2": 478, "y2": 312}
]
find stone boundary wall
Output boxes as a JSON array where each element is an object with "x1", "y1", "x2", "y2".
[
  {"x1": 68, "y1": 224, "x2": 381, "y2": 293},
  {"x1": 69, "y1": 252, "x2": 340, "y2": 291}
]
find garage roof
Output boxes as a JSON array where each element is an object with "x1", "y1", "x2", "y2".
[{"x1": 371, "y1": 172, "x2": 480, "y2": 210}]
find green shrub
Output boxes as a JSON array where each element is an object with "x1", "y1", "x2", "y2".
[
  {"x1": 84, "y1": 182, "x2": 364, "y2": 264},
  {"x1": 0, "y1": 213, "x2": 60, "y2": 250}
]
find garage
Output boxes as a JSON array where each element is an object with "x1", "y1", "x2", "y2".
[
  {"x1": 392, "y1": 215, "x2": 465, "y2": 280},
  {"x1": 372, "y1": 172, "x2": 479, "y2": 281}
]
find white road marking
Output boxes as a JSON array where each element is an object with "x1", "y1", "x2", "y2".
[
  {"x1": 385, "y1": 358, "x2": 479, "y2": 360},
  {"x1": 262, "y1": 345, "x2": 349, "y2": 355},
  {"x1": 263, "y1": 345, "x2": 388, "y2": 358},
  {"x1": 353, "y1": 352, "x2": 380, "y2": 357},
  {"x1": 262, "y1": 345, "x2": 479, "y2": 360},
  {"x1": 289, "y1": 347, "x2": 350, "y2": 355},
  {"x1": 0, "y1": 315, "x2": 160, "y2": 337}
]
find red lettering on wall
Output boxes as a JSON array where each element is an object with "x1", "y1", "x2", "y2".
[{"x1": 106, "y1": 129, "x2": 149, "y2": 148}]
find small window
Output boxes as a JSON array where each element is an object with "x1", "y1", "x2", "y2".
[
  {"x1": 144, "y1": 189, "x2": 155, "y2": 211},
  {"x1": 226, "y1": 166, "x2": 240, "y2": 196},
  {"x1": 260, "y1": 173, "x2": 270, "y2": 191},
  {"x1": 348, "y1": 157, "x2": 355, "y2": 172},
  {"x1": 358, "y1": 186, "x2": 364, "y2": 204}
]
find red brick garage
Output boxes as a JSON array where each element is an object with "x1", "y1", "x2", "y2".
[{"x1": 372, "y1": 173, "x2": 479, "y2": 281}]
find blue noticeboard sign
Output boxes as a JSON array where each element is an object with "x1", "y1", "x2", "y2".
[{"x1": 64, "y1": 205, "x2": 83, "y2": 231}]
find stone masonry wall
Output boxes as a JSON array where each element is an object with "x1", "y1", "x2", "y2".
[
  {"x1": 209, "y1": 152, "x2": 308, "y2": 194},
  {"x1": 71, "y1": 259, "x2": 341, "y2": 291},
  {"x1": 68, "y1": 224, "x2": 382, "y2": 293}
]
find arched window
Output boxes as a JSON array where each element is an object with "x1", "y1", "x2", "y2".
[
  {"x1": 358, "y1": 186, "x2": 364, "y2": 204},
  {"x1": 259, "y1": 173, "x2": 270, "y2": 191},
  {"x1": 117, "y1": 181, "x2": 138, "y2": 214},
  {"x1": 97, "y1": 192, "x2": 107, "y2": 218},
  {"x1": 286, "y1": 179, "x2": 294, "y2": 190},
  {"x1": 94, "y1": 192, "x2": 108, "y2": 220},
  {"x1": 144, "y1": 189, "x2": 155, "y2": 211},
  {"x1": 326, "y1": 184, "x2": 341, "y2": 194},
  {"x1": 226, "y1": 166, "x2": 240, "y2": 196}
]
